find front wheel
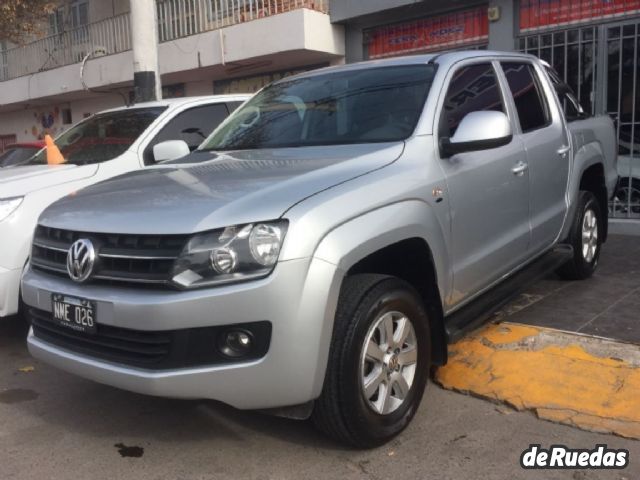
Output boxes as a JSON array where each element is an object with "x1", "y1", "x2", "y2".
[
  {"x1": 557, "y1": 190, "x2": 603, "y2": 280},
  {"x1": 312, "y1": 274, "x2": 431, "y2": 448}
]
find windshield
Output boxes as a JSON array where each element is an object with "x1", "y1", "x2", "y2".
[
  {"x1": 0, "y1": 146, "x2": 41, "y2": 167},
  {"x1": 26, "y1": 107, "x2": 166, "y2": 166},
  {"x1": 200, "y1": 65, "x2": 436, "y2": 151}
]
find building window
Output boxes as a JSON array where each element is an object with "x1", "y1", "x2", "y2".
[
  {"x1": 62, "y1": 108, "x2": 73, "y2": 125},
  {"x1": 70, "y1": 0, "x2": 89, "y2": 44},
  {"x1": 48, "y1": 7, "x2": 65, "y2": 36},
  {"x1": 162, "y1": 83, "x2": 186, "y2": 98},
  {"x1": 0, "y1": 41, "x2": 7, "y2": 81}
]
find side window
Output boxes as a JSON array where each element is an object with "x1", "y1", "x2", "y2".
[
  {"x1": 501, "y1": 62, "x2": 550, "y2": 133},
  {"x1": 226, "y1": 101, "x2": 245, "y2": 113},
  {"x1": 144, "y1": 104, "x2": 230, "y2": 164},
  {"x1": 440, "y1": 63, "x2": 505, "y2": 139},
  {"x1": 545, "y1": 67, "x2": 586, "y2": 121}
]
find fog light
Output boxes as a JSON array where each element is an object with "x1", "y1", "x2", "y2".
[{"x1": 219, "y1": 330, "x2": 253, "y2": 357}]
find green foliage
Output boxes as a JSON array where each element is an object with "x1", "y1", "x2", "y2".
[{"x1": 0, "y1": 0, "x2": 59, "y2": 44}]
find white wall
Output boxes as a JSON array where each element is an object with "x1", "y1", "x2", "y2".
[
  {"x1": 0, "y1": 94, "x2": 125, "y2": 142},
  {"x1": 1, "y1": 9, "x2": 343, "y2": 108},
  {"x1": 184, "y1": 80, "x2": 213, "y2": 96}
]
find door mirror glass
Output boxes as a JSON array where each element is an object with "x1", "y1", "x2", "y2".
[
  {"x1": 153, "y1": 140, "x2": 190, "y2": 163},
  {"x1": 440, "y1": 111, "x2": 512, "y2": 158}
]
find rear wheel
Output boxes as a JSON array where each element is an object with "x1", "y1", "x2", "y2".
[
  {"x1": 312, "y1": 274, "x2": 430, "y2": 448},
  {"x1": 611, "y1": 178, "x2": 640, "y2": 216},
  {"x1": 557, "y1": 191, "x2": 603, "y2": 280}
]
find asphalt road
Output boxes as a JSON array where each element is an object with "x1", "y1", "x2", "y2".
[{"x1": 0, "y1": 315, "x2": 638, "y2": 480}]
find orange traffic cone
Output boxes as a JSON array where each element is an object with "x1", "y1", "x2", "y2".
[{"x1": 44, "y1": 134, "x2": 65, "y2": 165}]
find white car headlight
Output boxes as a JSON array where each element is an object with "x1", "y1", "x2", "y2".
[
  {"x1": 0, "y1": 197, "x2": 23, "y2": 223},
  {"x1": 171, "y1": 220, "x2": 288, "y2": 289}
]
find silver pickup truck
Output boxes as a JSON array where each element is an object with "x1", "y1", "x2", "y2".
[{"x1": 22, "y1": 51, "x2": 617, "y2": 447}]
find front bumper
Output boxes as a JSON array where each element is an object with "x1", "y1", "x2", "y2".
[
  {"x1": 23, "y1": 257, "x2": 343, "y2": 409},
  {"x1": 0, "y1": 265, "x2": 22, "y2": 317}
]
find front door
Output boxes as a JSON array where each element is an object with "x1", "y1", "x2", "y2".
[{"x1": 437, "y1": 61, "x2": 530, "y2": 307}]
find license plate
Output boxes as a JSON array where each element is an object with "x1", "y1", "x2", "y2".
[{"x1": 51, "y1": 294, "x2": 97, "y2": 334}]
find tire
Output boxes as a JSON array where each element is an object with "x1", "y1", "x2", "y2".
[
  {"x1": 557, "y1": 190, "x2": 603, "y2": 280},
  {"x1": 611, "y1": 178, "x2": 640, "y2": 216},
  {"x1": 312, "y1": 274, "x2": 431, "y2": 448}
]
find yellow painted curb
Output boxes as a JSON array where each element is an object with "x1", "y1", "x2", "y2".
[{"x1": 434, "y1": 323, "x2": 640, "y2": 439}]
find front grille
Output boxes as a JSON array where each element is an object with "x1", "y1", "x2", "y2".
[
  {"x1": 31, "y1": 225, "x2": 190, "y2": 288},
  {"x1": 29, "y1": 307, "x2": 272, "y2": 370},
  {"x1": 30, "y1": 307, "x2": 172, "y2": 367}
]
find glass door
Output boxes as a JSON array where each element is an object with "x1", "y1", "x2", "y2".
[
  {"x1": 605, "y1": 21, "x2": 640, "y2": 218},
  {"x1": 518, "y1": 26, "x2": 599, "y2": 115}
]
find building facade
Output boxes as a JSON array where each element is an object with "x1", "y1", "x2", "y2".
[
  {"x1": 0, "y1": 0, "x2": 638, "y2": 218},
  {"x1": 0, "y1": 0, "x2": 344, "y2": 144},
  {"x1": 331, "y1": 0, "x2": 640, "y2": 218}
]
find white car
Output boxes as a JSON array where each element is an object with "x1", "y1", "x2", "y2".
[{"x1": 0, "y1": 95, "x2": 250, "y2": 319}]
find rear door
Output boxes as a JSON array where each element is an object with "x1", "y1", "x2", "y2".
[{"x1": 499, "y1": 61, "x2": 571, "y2": 253}]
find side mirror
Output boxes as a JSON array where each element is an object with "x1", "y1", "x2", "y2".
[
  {"x1": 153, "y1": 140, "x2": 190, "y2": 163},
  {"x1": 440, "y1": 111, "x2": 512, "y2": 158}
]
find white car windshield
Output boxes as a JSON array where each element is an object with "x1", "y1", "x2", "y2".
[{"x1": 25, "y1": 107, "x2": 166, "y2": 166}]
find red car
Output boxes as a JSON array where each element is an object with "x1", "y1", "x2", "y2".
[{"x1": 0, "y1": 142, "x2": 45, "y2": 168}]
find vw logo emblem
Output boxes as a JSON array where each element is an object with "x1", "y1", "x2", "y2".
[{"x1": 66, "y1": 239, "x2": 96, "y2": 283}]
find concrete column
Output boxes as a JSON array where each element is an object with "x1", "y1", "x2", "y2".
[
  {"x1": 130, "y1": 0, "x2": 161, "y2": 102},
  {"x1": 488, "y1": 0, "x2": 517, "y2": 52}
]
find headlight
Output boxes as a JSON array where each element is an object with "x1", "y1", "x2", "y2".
[
  {"x1": 0, "y1": 197, "x2": 23, "y2": 223},
  {"x1": 171, "y1": 220, "x2": 288, "y2": 289}
]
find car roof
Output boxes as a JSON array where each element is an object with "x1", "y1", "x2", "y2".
[
  {"x1": 98, "y1": 94, "x2": 252, "y2": 115},
  {"x1": 277, "y1": 50, "x2": 539, "y2": 83}
]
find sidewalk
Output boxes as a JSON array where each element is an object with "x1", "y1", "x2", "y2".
[
  {"x1": 506, "y1": 234, "x2": 640, "y2": 344},
  {"x1": 436, "y1": 234, "x2": 640, "y2": 439}
]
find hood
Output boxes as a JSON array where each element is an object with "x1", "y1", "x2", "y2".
[
  {"x1": 40, "y1": 143, "x2": 404, "y2": 234},
  {"x1": 0, "y1": 164, "x2": 98, "y2": 198}
]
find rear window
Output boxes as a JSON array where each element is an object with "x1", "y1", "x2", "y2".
[
  {"x1": 27, "y1": 107, "x2": 166, "y2": 166},
  {"x1": 501, "y1": 62, "x2": 550, "y2": 133}
]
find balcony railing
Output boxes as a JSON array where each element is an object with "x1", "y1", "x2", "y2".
[
  {"x1": 0, "y1": 13, "x2": 131, "y2": 82},
  {"x1": 0, "y1": 0, "x2": 328, "y2": 82},
  {"x1": 157, "y1": 0, "x2": 328, "y2": 41}
]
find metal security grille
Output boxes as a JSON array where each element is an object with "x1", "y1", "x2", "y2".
[
  {"x1": 519, "y1": 21, "x2": 640, "y2": 219},
  {"x1": 518, "y1": 26, "x2": 598, "y2": 115},
  {"x1": 0, "y1": 134, "x2": 17, "y2": 153},
  {"x1": 606, "y1": 21, "x2": 640, "y2": 218}
]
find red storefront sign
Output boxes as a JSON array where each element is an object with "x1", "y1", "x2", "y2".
[
  {"x1": 367, "y1": 7, "x2": 489, "y2": 59},
  {"x1": 520, "y1": 0, "x2": 640, "y2": 32}
]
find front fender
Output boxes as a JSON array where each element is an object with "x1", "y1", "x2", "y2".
[{"x1": 312, "y1": 200, "x2": 451, "y2": 305}]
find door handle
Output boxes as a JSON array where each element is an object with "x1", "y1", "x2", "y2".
[
  {"x1": 557, "y1": 145, "x2": 570, "y2": 157},
  {"x1": 511, "y1": 162, "x2": 528, "y2": 176}
]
